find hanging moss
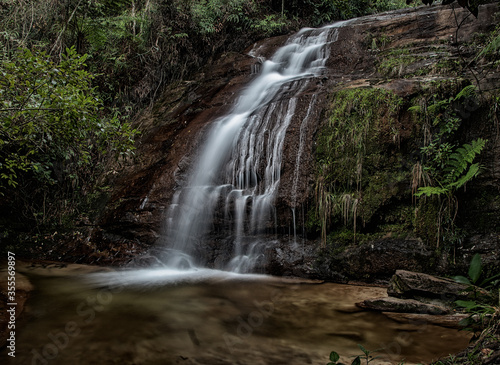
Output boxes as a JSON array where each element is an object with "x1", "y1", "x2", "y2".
[{"x1": 314, "y1": 87, "x2": 410, "y2": 245}]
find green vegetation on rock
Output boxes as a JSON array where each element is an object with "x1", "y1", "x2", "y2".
[
  {"x1": 312, "y1": 76, "x2": 496, "y2": 257},
  {"x1": 314, "y1": 87, "x2": 405, "y2": 245}
]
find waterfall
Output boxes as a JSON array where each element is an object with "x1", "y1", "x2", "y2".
[{"x1": 161, "y1": 23, "x2": 345, "y2": 272}]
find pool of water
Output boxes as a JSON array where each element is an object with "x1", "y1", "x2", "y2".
[{"x1": 3, "y1": 268, "x2": 471, "y2": 365}]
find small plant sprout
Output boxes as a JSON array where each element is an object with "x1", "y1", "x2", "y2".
[{"x1": 327, "y1": 345, "x2": 383, "y2": 365}]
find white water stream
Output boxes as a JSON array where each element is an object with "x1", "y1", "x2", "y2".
[{"x1": 161, "y1": 23, "x2": 346, "y2": 272}]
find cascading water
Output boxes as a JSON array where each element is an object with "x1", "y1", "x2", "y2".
[{"x1": 161, "y1": 23, "x2": 345, "y2": 272}]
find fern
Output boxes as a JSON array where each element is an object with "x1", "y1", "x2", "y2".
[
  {"x1": 450, "y1": 163, "x2": 481, "y2": 190},
  {"x1": 414, "y1": 186, "x2": 448, "y2": 197},
  {"x1": 454, "y1": 85, "x2": 476, "y2": 100},
  {"x1": 416, "y1": 138, "x2": 486, "y2": 197},
  {"x1": 443, "y1": 138, "x2": 486, "y2": 183},
  {"x1": 408, "y1": 105, "x2": 421, "y2": 113},
  {"x1": 477, "y1": 30, "x2": 500, "y2": 60},
  {"x1": 427, "y1": 99, "x2": 451, "y2": 116}
]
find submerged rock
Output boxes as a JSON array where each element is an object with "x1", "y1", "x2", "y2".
[{"x1": 357, "y1": 296, "x2": 450, "y2": 315}]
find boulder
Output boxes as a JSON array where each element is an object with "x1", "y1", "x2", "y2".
[
  {"x1": 388, "y1": 270, "x2": 494, "y2": 302},
  {"x1": 357, "y1": 270, "x2": 496, "y2": 332}
]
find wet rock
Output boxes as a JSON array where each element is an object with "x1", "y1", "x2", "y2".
[
  {"x1": 357, "y1": 296, "x2": 450, "y2": 315},
  {"x1": 263, "y1": 239, "x2": 322, "y2": 278},
  {"x1": 355, "y1": 270, "x2": 483, "y2": 332},
  {"x1": 388, "y1": 269, "x2": 495, "y2": 302},
  {"x1": 382, "y1": 312, "x2": 469, "y2": 329},
  {"x1": 335, "y1": 238, "x2": 434, "y2": 282}
]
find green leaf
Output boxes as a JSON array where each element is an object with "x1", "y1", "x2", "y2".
[
  {"x1": 357, "y1": 344, "x2": 368, "y2": 355},
  {"x1": 458, "y1": 316, "x2": 474, "y2": 327},
  {"x1": 479, "y1": 272, "x2": 500, "y2": 287},
  {"x1": 468, "y1": 253, "x2": 482, "y2": 284},
  {"x1": 351, "y1": 357, "x2": 361, "y2": 365},
  {"x1": 453, "y1": 275, "x2": 472, "y2": 285},
  {"x1": 330, "y1": 351, "x2": 340, "y2": 362},
  {"x1": 455, "y1": 300, "x2": 478, "y2": 310}
]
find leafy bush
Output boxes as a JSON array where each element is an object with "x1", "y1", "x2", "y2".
[{"x1": 0, "y1": 47, "x2": 137, "y2": 234}]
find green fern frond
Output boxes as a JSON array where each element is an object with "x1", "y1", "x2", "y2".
[
  {"x1": 416, "y1": 138, "x2": 486, "y2": 197},
  {"x1": 443, "y1": 138, "x2": 486, "y2": 182},
  {"x1": 415, "y1": 185, "x2": 449, "y2": 197},
  {"x1": 408, "y1": 105, "x2": 421, "y2": 113},
  {"x1": 477, "y1": 31, "x2": 500, "y2": 59},
  {"x1": 427, "y1": 99, "x2": 449, "y2": 115},
  {"x1": 449, "y1": 163, "x2": 481, "y2": 190},
  {"x1": 454, "y1": 85, "x2": 476, "y2": 100}
]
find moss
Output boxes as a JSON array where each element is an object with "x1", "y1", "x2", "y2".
[
  {"x1": 377, "y1": 48, "x2": 420, "y2": 77},
  {"x1": 327, "y1": 227, "x2": 376, "y2": 246},
  {"x1": 317, "y1": 87, "x2": 403, "y2": 183},
  {"x1": 375, "y1": 40, "x2": 464, "y2": 79},
  {"x1": 305, "y1": 205, "x2": 321, "y2": 236},
  {"x1": 375, "y1": 204, "x2": 415, "y2": 235},
  {"x1": 314, "y1": 87, "x2": 412, "y2": 244},
  {"x1": 414, "y1": 197, "x2": 439, "y2": 246}
]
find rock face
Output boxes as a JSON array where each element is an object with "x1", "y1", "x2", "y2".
[{"x1": 82, "y1": 4, "x2": 500, "y2": 279}]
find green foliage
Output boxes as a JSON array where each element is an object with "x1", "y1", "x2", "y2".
[
  {"x1": 190, "y1": 0, "x2": 252, "y2": 34},
  {"x1": 451, "y1": 254, "x2": 500, "y2": 338},
  {"x1": 371, "y1": 0, "x2": 410, "y2": 12},
  {"x1": 412, "y1": 85, "x2": 486, "y2": 199},
  {"x1": 0, "y1": 0, "x2": 414, "y2": 110},
  {"x1": 0, "y1": 46, "x2": 137, "y2": 233},
  {"x1": 314, "y1": 87, "x2": 404, "y2": 245},
  {"x1": 308, "y1": 0, "x2": 408, "y2": 24},
  {"x1": 328, "y1": 351, "x2": 341, "y2": 363},
  {"x1": 377, "y1": 47, "x2": 419, "y2": 77},
  {"x1": 357, "y1": 344, "x2": 382, "y2": 364},
  {"x1": 477, "y1": 30, "x2": 500, "y2": 61},
  {"x1": 468, "y1": 253, "x2": 483, "y2": 284},
  {"x1": 410, "y1": 84, "x2": 487, "y2": 249},
  {"x1": 415, "y1": 138, "x2": 486, "y2": 197},
  {"x1": 327, "y1": 350, "x2": 359, "y2": 365},
  {"x1": 405, "y1": 0, "x2": 489, "y2": 18},
  {"x1": 251, "y1": 15, "x2": 288, "y2": 36},
  {"x1": 453, "y1": 253, "x2": 500, "y2": 290}
]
